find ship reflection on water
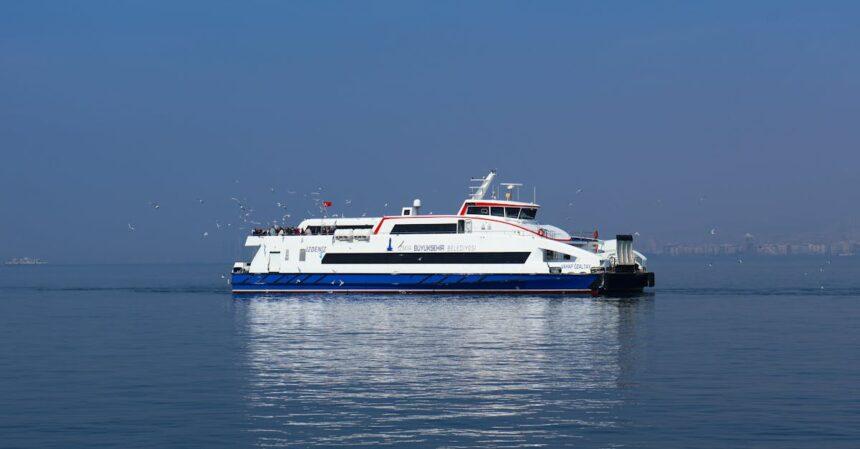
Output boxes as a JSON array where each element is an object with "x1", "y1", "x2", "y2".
[{"x1": 235, "y1": 295, "x2": 654, "y2": 447}]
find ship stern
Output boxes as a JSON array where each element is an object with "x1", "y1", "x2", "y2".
[{"x1": 599, "y1": 264, "x2": 655, "y2": 294}]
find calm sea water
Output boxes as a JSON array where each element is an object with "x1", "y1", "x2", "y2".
[{"x1": 0, "y1": 257, "x2": 858, "y2": 448}]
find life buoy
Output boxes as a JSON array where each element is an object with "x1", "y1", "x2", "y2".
[{"x1": 537, "y1": 229, "x2": 546, "y2": 237}]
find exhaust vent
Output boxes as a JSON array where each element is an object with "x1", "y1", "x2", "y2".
[{"x1": 616, "y1": 234, "x2": 635, "y2": 266}]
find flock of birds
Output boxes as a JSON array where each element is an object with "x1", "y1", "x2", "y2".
[
  {"x1": 127, "y1": 183, "x2": 742, "y2": 248},
  {"x1": 126, "y1": 181, "x2": 833, "y2": 290},
  {"x1": 128, "y1": 183, "x2": 373, "y2": 242}
]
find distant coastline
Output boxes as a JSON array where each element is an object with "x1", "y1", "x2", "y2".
[
  {"x1": 640, "y1": 240, "x2": 858, "y2": 257},
  {"x1": 4, "y1": 257, "x2": 47, "y2": 265}
]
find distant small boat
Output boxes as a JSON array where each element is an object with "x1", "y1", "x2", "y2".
[{"x1": 4, "y1": 257, "x2": 47, "y2": 265}]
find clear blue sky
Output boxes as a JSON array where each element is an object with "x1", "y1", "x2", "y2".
[{"x1": 2, "y1": 1, "x2": 858, "y2": 263}]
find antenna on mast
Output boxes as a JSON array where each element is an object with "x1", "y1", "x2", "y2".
[
  {"x1": 469, "y1": 170, "x2": 496, "y2": 200},
  {"x1": 500, "y1": 183, "x2": 523, "y2": 201}
]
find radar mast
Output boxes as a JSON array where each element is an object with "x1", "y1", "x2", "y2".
[{"x1": 469, "y1": 170, "x2": 496, "y2": 200}]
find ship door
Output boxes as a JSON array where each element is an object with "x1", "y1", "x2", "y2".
[{"x1": 268, "y1": 251, "x2": 282, "y2": 273}]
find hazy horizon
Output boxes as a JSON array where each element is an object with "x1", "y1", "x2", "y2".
[{"x1": 2, "y1": 1, "x2": 858, "y2": 264}]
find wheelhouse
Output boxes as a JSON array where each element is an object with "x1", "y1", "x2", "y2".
[{"x1": 458, "y1": 201, "x2": 539, "y2": 220}]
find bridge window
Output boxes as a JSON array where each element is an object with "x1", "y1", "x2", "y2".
[
  {"x1": 505, "y1": 207, "x2": 520, "y2": 218},
  {"x1": 490, "y1": 207, "x2": 505, "y2": 217},
  {"x1": 520, "y1": 208, "x2": 537, "y2": 220},
  {"x1": 466, "y1": 206, "x2": 489, "y2": 215}
]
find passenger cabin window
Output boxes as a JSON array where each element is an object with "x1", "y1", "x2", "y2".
[
  {"x1": 543, "y1": 250, "x2": 571, "y2": 261},
  {"x1": 391, "y1": 223, "x2": 458, "y2": 234},
  {"x1": 490, "y1": 207, "x2": 504, "y2": 217},
  {"x1": 466, "y1": 206, "x2": 489, "y2": 215},
  {"x1": 307, "y1": 225, "x2": 373, "y2": 235}
]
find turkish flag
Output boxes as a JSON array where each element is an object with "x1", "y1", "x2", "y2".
[{"x1": 322, "y1": 201, "x2": 333, "y2": 207}]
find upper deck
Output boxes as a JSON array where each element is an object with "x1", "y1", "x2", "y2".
[{"x1": 252, "y1": 170, "x2": 561, "y2": 240}]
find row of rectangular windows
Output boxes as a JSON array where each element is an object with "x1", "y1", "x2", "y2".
[
  {"x1": 306, "y1": 225, "x2": 373, "y2": 235},
  {"x1": 321, "y1": 252, "x2": 531, "y2": 264},
  {"x1": 390, "y1": 223, "x2": 458, "y2": 234},
  {"x1": 466, "y1": 206, "x2": 537, "y2": 220}
]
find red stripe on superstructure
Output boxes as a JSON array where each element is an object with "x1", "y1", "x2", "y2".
[
  {"x1": 371, "y1": 214, "x2": 571, "y2": 242},
  {"x1": 470, "y1": 201, "x2": 538, "y2": 208}
]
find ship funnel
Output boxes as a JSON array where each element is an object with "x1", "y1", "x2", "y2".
[{"x1": 616, "y1": 234, "x2": 635, "y2": 266}]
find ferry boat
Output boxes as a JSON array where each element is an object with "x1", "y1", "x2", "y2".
[
  {"x1": 4, "y1": 257, "x2": 47, "y2": 265},
  {"x1": 231, "y1": 171, "x2": 654, "y2": 295}
]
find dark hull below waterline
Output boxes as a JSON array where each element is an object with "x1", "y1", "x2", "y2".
[{"x1": 231, "y1": 271, "x2": 655, "y2": 295}]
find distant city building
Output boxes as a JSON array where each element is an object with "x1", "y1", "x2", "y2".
[
  {"x1": 830, "y1": 241, "x2": 858, "y2": 256},
  {"x1": 655, "y1": 238, "x2": 850, "y2": 257},
  {"x1": 743, "y1": 233, "x2": 755, "y2": 253}
]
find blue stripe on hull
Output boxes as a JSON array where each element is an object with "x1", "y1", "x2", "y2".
[{"x1": 231, "y1": 273, "x2": 601, "y2": 294}]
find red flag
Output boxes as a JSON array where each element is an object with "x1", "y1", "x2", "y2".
[{"x1": 322, "y1": 201, "x2": 332, "y2": 207}]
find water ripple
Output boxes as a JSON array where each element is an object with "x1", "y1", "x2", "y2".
[{"x1": 236, "y1": 296, "x2": 650, "y2": 447}]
